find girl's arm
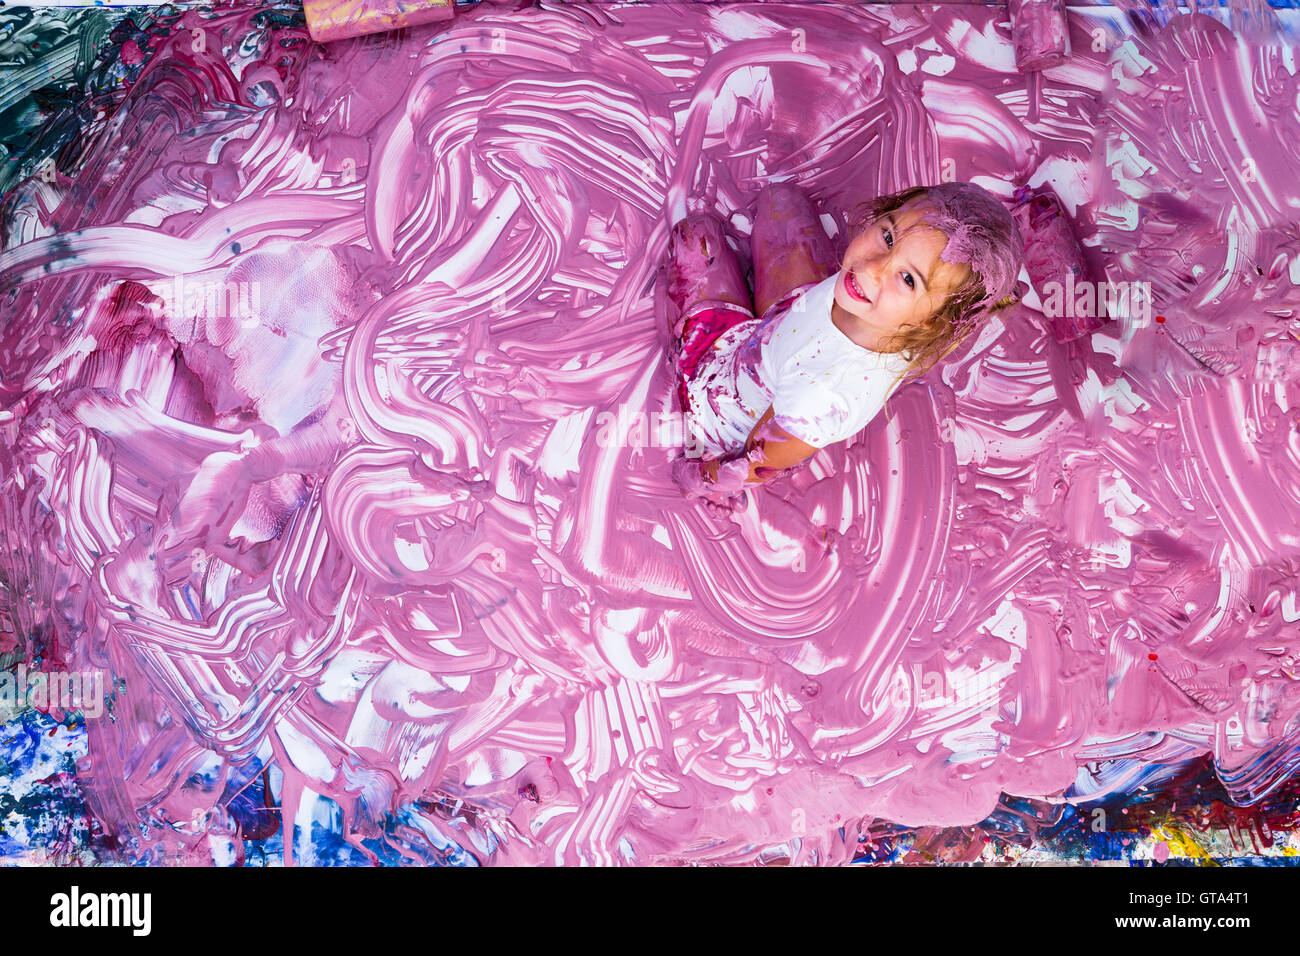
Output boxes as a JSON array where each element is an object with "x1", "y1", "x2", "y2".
[
  {"x1": 674, "y1": 406, "x2": 820, "y2": 500},
  {"x1": 716, "y1": 406, "x2": 820, "y2": 482}
]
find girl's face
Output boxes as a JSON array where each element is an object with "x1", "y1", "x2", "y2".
[{"x1": 831, "y1": 198, "x2": 970, "y2": 352}]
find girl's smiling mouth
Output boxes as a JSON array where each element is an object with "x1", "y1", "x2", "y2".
[{"x1": 845, "y1": 270, "x2": 871, "y2": 304}]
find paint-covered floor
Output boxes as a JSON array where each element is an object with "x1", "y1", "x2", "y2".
[{"x1": 3, "y1": 0, "x2": 1300, "y2": 864}]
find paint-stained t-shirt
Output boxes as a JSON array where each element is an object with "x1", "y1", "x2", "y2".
[{"x1": 683, "y1": 273, "x2": 913, "y2": 456}]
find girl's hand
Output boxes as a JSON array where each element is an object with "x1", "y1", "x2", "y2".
[
  {"x1": 671, "y1": 455, "x2": 747, "y2": 505},
  {"x1": 671, "y1": 408, "x2": 820, "y2": 505}
]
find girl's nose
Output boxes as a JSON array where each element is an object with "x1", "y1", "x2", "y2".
[{"x1": 855, "y1": 254, "x2": 887, "y2": 293}]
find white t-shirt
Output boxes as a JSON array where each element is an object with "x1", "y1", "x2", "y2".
[{"x1": 683, "y1": 273, "x2": 913, "y2": 456}]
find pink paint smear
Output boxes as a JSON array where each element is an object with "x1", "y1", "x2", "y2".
[{"x1": 2, "y1": 0, "x2": 1300, "y2": 865}]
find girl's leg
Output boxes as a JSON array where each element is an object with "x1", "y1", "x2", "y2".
[
  {"x1": 665, "y1": 213, "x2": 753, "y2": 337},
  {"x1": 664, "y1": 213, "x2": 756, "y2": 419},
  {"x1": 751, "y1": 182, "x2": 839, "y2": 319}
]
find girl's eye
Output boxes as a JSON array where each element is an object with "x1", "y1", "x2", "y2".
[
  {"x1": 902, "y1": 272, "x2": 915, "y2": 290},
  {"x1": 881, "y1": 227, "x2": 894, "y2": 247}
]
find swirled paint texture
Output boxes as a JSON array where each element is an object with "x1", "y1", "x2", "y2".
[{"x1": 3, "y1": 0, "x2": 1300, "y2": 865}]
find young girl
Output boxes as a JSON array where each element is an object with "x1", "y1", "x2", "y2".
[{"x1": 664, "y1": 181, "x2": 1024, "y2": 503}]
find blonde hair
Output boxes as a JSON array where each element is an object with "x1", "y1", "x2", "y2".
[{"x1": 845, "y1": 185, "x2": 1021, "y2": 427}]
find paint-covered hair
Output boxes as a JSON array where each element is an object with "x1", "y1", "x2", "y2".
[{"x1": 845, "y1": 182, "x2": 1024, "y2": 423}]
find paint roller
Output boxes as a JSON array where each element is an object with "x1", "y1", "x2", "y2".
[
  {"x1": 1011, "y1": 184, "x2": 1103, "y2": 344},
  {"x1": 304, "y1": 0, "x2": 479, "y2": 44},
  {"x1": 1008, "y1": 0, "x2": 1070, "y2": 126},
  {"x1": 1008, "y1": 0, "x2": 1071, "y2": 72}
]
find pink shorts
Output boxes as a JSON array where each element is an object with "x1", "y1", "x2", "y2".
[{"x1": 671, "y1": 283, "x2": 815, "y2": 413}]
